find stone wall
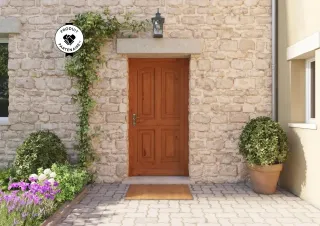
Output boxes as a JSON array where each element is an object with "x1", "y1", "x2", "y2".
[{"x1": 0, "y1": 0, "x2": 272, "y2": 183}]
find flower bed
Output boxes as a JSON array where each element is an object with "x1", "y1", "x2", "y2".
[
  {"x1": 0, "y1": 168, "x2": 60, "y2": 225},
  {"x1": 0, "y1": 165, "x2": 91, "y2": 226},
  {"x1": 0, "y1": 129, "x2": 92, "y2": 225}
]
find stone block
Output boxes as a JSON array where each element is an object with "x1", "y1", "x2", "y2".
[
  {"x1": 8, "y1": 60, "x2": 21, "y2": 70},
  {"x1": 229, "y1": 112, "x2": 249, "y2": 123},
  {"x1": 28, "y1": 16, "x2": 53, "y2": 24},
  {"x1": 187, "y1": 0, "x2": 210, "y2": 6},
  {"x1": 134, "y1": 0, "x2": 159, "y2": 6},
  {"x1": 120, "y1": 0, "x2": 133, "y2": 6},
  {"x1": 40, "y1": 38, "x2": 53, "y2": 52},
  {"x1": 42, "y1": 0, "x2": 59, "y2": 6},
  {"x1": 220, "y1": 40, "x2": 238, "y2": 51},
  {"x1": 231, "y1": 60, "x2": 253, "y2": 70},
  {"x1": 190, "y1": 165, "x2": 203, "y2": 177},
  {"x1": 21, "y1": 59, "x2": 41, "y2": 69},
  {"x1": 167, "y1": 0, "x2": 182, "y2": 6},
  {"x1": 116, "y1": 164, "x2": 127, "y2": 177},
  {"x1": 65, "y1": 0, "x2": 86, "y2": 6},
  {"x1": 239, "y1": 39, "x2": 255, "y2": 51},
  {"x1": 244, "y1": 0, "x2": 259, "y2": 6},
  {"x1": 111, "y1": 78, "x2": 127, "y2": 90},
  {"x1": 212, "y1": 60, "x2": 229, "y2": 69},
  {"x1": 10, "y1": 0, "x2": 35, "y2": 6},
  {"x1": 198, "y1": 59, "x2": 211, "y2": 71},
  {"x1": 28, "y1": 31, "x2": 44, "y2": 39},
  {"x1": 106, "y1": 113, "x2": 126, "y2": 123},
  {"x1": 46, "y1": 78, "x2": 71, "y2": 90},
  {"x1": 45, "y1": 104, "x2": 61, "y2": 114},
  {"x1": 255, "y1": 59, "x2": 269, "y2": 69},
  {"x1": 181, "y1": 16, "x2": 205, "y2": 25},
  {"x1": 219, "y1": 164, "x2": 238, "y2": 176}
]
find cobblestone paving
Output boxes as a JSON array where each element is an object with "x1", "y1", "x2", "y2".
[{"x1": 59, "y1": 183, "x2": 320, "y2": 226}]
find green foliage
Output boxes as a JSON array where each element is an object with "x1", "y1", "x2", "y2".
[
  {"x1": 0, "y1": 168, "x2": 12, "y2": 191},
  {"x1": 0, "y1": 205, "x2": 43, "y2": 226},
  {"x1": 0, "y1": 43, "x2": 8, "y2": 77},
  {"x1": 13, "y1": 130, "x2": 68, "y2": 180},
  {"x1": 66, "y1": 8, "x2": 149, "y2": 167},
  {"x1": 0, "y1": 43, "x2": 8, "y2": 99},
  {"x1": 50, "y1": 163, "x2": 91, "y2": 203},
  {"x1": 239, "y1": 116, "x2": 289, "y2": 166}
]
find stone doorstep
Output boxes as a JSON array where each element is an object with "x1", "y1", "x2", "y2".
[
  {"x1": 41, "y1": 185, "x2": 90, "y2": 226},
  {"x1": 122, "y1": 176, "x2": 194, "y2": 184}
]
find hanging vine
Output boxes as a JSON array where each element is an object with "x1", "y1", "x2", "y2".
[{"x1": 65, "y1": 9, "x2": 150, "y2": 167}]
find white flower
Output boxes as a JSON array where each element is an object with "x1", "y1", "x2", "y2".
[
  {"x1": 48, "y1": 178, "x2": 55, "y2": 185},
  {"x1": 38, "y1": 173, "x2": 47, "y2": 181},
  {"x1": 43, "y1": 169, "x2": 52, "y2": 175},
  {"x1": 29, "y1": 174, "x2": 38, "y2": 181},
  {"x1": 49, "y1": 172, "x2": 56, "y2": 178}
]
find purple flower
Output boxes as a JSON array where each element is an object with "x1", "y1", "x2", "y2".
[
  {"x1": 19, "y1": 198, "x2": 26, "y2": 206},
  {"x1": 13, "y1": 218, "x2": 19, "y2": 226},
  {"x1": 21, "y1": 212, "x2": 28, "y2": 219},
  {"x1": 8, "y1": 181, "x2": 30, "y2": 191},
  {"x1": 29, "y1": 177, "x2": 37, "y2": 182},
  {"x1": 8, "y1": 204, "x2": 16, "y2": 213},
  {"x1": 0, "y1": 176, "x2": 60, "y2": 223}
]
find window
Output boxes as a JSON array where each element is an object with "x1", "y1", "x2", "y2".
[
  {"x1": 306, "y1": 58, "x2": 316, "y2": 124},
  {"x1": 0, "y1": 38, "x2": 8, "y2": 122}
]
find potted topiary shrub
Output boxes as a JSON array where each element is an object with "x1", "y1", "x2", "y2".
[{"x1": 239, "y1": 116, "x2": 289, "y2": 194}]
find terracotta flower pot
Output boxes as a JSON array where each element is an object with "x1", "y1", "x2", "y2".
[{"x1": 247, "y1": 163, "x2": 283, "y2": 194}]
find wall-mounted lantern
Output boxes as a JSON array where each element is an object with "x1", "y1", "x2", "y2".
[{"x1": 151, "y1": 9, "x2": 165, "y2": 38}]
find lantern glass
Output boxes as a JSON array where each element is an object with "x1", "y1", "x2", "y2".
[{"x1": 152, "y1": 9, "x2": 164, "y2": 38}]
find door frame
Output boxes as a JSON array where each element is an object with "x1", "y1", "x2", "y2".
[{"x1": 128, "y1": 58, "x2": 189, "y2": 176}]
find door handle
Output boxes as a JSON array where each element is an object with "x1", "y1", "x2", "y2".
[{"x1": 132, "y1": 113, "x2": 137, "y2": 126}]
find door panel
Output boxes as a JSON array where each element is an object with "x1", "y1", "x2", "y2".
[
  {"x1": 129, "y1": 58, "x2": 189, "y2": 176},
  {"x1": 137, "y1": 129, "x2": 155, "y2": 163},
  {"x1": 161, "y1": 128, "x2": 180, "y2": 162},
  {"x1": 138, "y1": 68, "x2": 155, "y2": 118},
  {"x1": 162, "y1": 70, "x2": 180, "y2": 118}
]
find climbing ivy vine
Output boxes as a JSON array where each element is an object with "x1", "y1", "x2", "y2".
[{"x1": 66, "y1": 9, "x2": 149, "y2": 167}]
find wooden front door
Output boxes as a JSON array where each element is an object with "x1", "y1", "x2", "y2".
[{"x1": 128, "y1": 58, "x2": 189, "y2": 176}]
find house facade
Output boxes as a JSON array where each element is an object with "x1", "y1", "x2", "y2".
[
  {"x1": 0, "y1": 0, "x2": 272, "y2": 183},
  {"x1": 278, "y1": 0, "x2": 320, "y2": 209}
]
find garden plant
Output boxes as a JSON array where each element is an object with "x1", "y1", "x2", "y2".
[{"x1": 239, "y1": 116, "x2": 289, "y2": 194}]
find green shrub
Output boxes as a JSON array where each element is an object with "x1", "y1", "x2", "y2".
[
  {"x1": 13, "y1": 130, "x2": 68, "y2": 180},
  {"x1": 50, "y1": 163, "x2": 91, "y2": 203},
  {"x1": 0, "y1": 168, "x2": 11, "y2": 191},
  {"x1": 0, "y1": 167, "x2": 19, "y2": 191},
  {"x1": 239, "y1": 116, "x2": 289, "y2": 166}
]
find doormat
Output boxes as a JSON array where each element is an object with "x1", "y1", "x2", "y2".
[{"x1": 125, "y1": 184, "x2": 193, "y2": 200}]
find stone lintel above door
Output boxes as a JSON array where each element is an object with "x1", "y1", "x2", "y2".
[{"x1": 116, "y1": 38, "x2": 202, "y2": 58}]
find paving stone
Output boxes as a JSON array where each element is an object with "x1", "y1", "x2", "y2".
[{"x1": 58, "y1": 183, "x2": 320, "y2": 226}]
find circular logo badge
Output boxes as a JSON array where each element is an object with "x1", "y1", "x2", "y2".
[{"x1": 55, "y1": 25, "x2": 84, "y2": 53}]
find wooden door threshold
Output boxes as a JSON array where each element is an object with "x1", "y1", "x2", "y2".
[{"x1": 122, "y1": 176, "x2": 193, "y2": 185}]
